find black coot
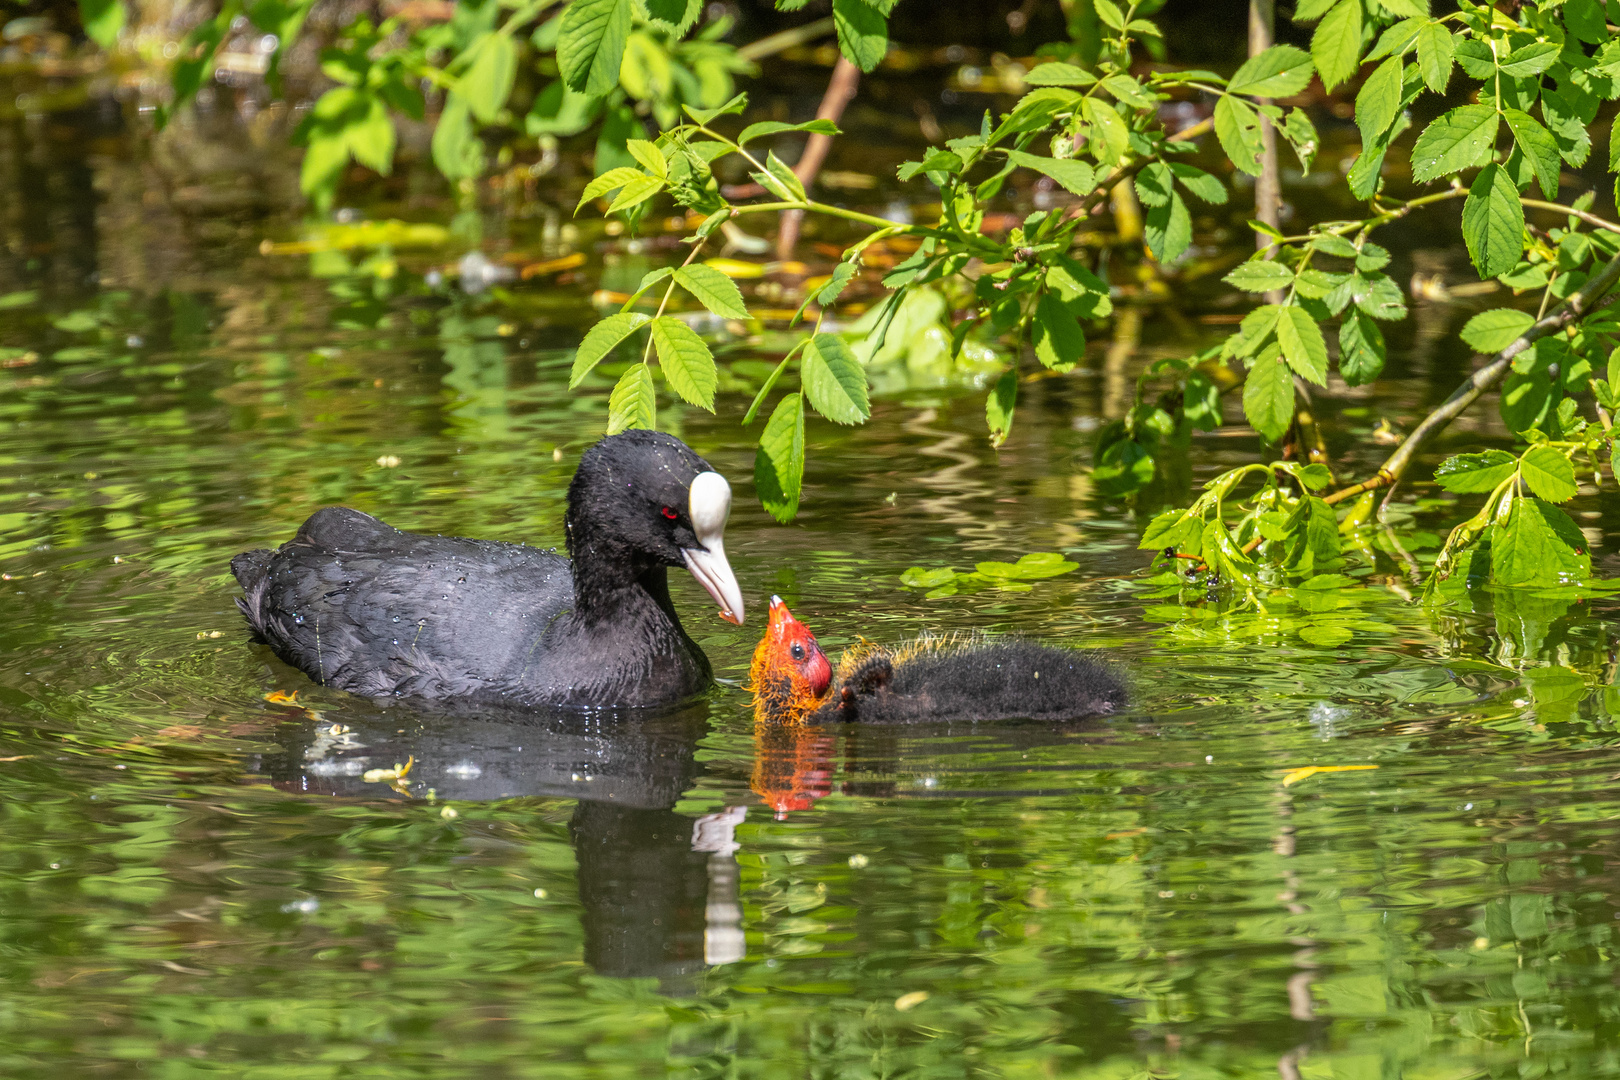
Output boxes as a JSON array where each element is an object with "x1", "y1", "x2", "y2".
[{"x1": 232, "y1": 431, "x2": 745, "y2": 708}]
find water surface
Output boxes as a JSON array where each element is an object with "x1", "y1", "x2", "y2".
[{"x1": 4, "y1": 93, "x2": 1620, "y2": 1080}]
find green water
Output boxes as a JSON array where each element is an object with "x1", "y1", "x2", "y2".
[{"x1": 6, "y1": 104, "x2": 1620, "y2": 1080}]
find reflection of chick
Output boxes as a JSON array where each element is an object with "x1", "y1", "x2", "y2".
[{"x1": 748, "y1": 597, "x2": 1128, "y2": 725}]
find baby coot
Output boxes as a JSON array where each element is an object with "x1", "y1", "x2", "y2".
[
  {"x1": 232, "y1": 430, "x2": 745, "y2": 709},
  {"x1": 749, "y1": 597, "x2": 1127, "y2": 723}
]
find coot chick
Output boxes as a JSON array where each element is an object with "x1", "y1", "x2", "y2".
[
  {"x1": 233, "y1": 430, "x2": 745, "y2": 709},
  {"x1": 749, "y1": 597, "x2": 1126, "y2": 723}
]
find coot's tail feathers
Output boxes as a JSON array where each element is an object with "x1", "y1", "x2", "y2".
[{"x1": 231, "y1": 548, "x2": 274, "y2": 642}]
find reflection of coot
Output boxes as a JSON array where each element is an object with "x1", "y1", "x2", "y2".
[{"x1": 258, "y1": 698, "x2": 743, "y2": 988}]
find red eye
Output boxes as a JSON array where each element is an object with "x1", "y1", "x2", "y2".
[{"x1": 662, "y1": 506, "x2": 678, "y2": 520}]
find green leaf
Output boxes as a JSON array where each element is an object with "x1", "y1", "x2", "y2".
[
  {"x1": 625, "y1": 138, "x2": 666, "y2": 178},
  {"x1": 1300, "y1": 624, "x2": 1353, "y2": 648},
  {"x1": 570, "y1": 312, "x2": 650, "y2": 387},
  {"x1": 1521, "y1": 445, "x2": 1578, "y2": 503},
  {"x1": 1214, "y1": 95, "x2": 1265, "y2": 176},
  {"x1": 1502, "y1": 109, "x2": 1560, "y2": 198},
  {"x1": 1367, "y1": 16, "x2": 1423, "y2": 60},
  {"x1": 1282, "y1": 107, "x2": 1320, "y2": 173},
  {"x1": 0, "y1": 290, "x2": 38, "y2": 310},
  {"x1": 558, "y1": 0, "x2": 632, "y2": 96},
  {"x1": 1094, "y1": 0, "x2": 1125, "y2": 30},
  {"x1": 346, "y1": 94, "x2": 395, "y2": 175},
  {"x1": 1355, "y1": 57, "x2": 1404, "y2": 148},
  {"x1": 800, "y1": 333, "x2": 869, "y2": 424},
  {"x1": 1502, "y1": 348, "x2": 1559, "y2": 434},
  {"x1": 1135, "y1": 161, "x2": 1173, "y2": 206},
  {"x1": 460, "y1": 33, "x2": 517, "y2": 124},
  {"x1": 640, "y1": 0, "x2": 700, "y2": 35},
  {"x1": 1415, "y1": 21, "x2": 1454, "y2": 94},
  {"x1": 1231, "y1": 303, "x2": 1284, "y2": 357},
  {"x1": 1462, "y1": 164, "x2": 1526, "y2": 281},
  {"x1": 1144, "y1": 192, "x2": 1191, "y2": 263},
  {"x1": 755, "y1": 393, "x2": 806, "y2": 522},
  {"x1": 1434, "y1": 449, "x2": 1517, "y2": 493},
  {"x1": 673, "y1": 264, "x2": 748, "y2": 319},
  {"x1": 682, "y1": 92, "x2": 747, "y2": 125},
  {"x1": 831, "y1": 0, "x2": 888, "y2": 73},
  {"x1": 299, "y1": 132, "x2": 348, "y2": 204},
  {"x1": 1409, "y1": 104, "x2": 1499, "y2": 184},
  {"x1": 976, "y1": 553, "x2": 1077, "y2": 580},
  {"x1": 1006, "y1": 150, "x2": 1095, "y2": 196},
  {"x1": 1033, "y1": 292, "x2": 1085, "y2": 371},
  {"x1": 986, "y1": 370, "x2": 1016, "y2": 448},
  {"x1": 1293, "y1": 0, "x2": 1340, "y2": 22},
  {"x1": 1224, "y1": 260, "x2": 1294, "y2": 293},
  {"x1": 752, "y1": 150, "x2": 807, "y2": 202},
  {"x1": 1541, "y1": 86, "x2": 1591, "y2": 168},
  {"x1": 431, "y1": 93, "x2": 484, "y2": 181},
  {"x1": 1278, "y1": 306, "x2": 1328, "y2": 385},
  {"x1": 901, "y1": 567, "x2": 958, "y2": 588},
  {"x1": 1338, "y1": 309, "x2": 1385, "y2": 385},
  {"x1": 1024, "y1": 62, "x2": 1096, "y2": 86},
  {"x1": 79, "y1": 0, "x2": 126, "y2": 48},
  {"x1": 649, "y1": 317, "x2": 717, "y2": 410},
  {"x1": 1312, "y1": 0, "x2": 1364, "y2": 91},
  {"x1": 1080, "y1": 98, "x2": 1130, "y2": 165},
  {"x1": 1492, "y1": 496, "x2": 1590, "y2": 587},
  {"x1": 737, "y1": 119, "x2": 840, "y2": 146},
  {"x1": 1563, "y1": 0, "x2": 1609, "y2": 44},
  {"x1": 1243, "y1": 345, "x2": 1294, "y2": 441},
  {"x1": 1168, "y1": 163, "x2": 1228, "y2": 204},
  {"x1": 1460, "y1": 308, "x2": 1534, "y2": 354},
  {"x1": 606, "y1": 173, "x2": 664, "y2": 214},
  {"x1": 1499, "y1": 42, "x2": 1560, "y2": 79},
  {"x1": 1228, "y1": 44, "x2": 1315, "y2": 97},
  {"x1": 1140, "y1": 509, "x2": 1201, "y2": 551},
  {"x1": 1101, "y1": 74, "x2": 1158, "y2": 109},
  {"x1": 607, "y1": 363, "x2": 656, "y2": 434},
  {"x1": 575, "y1": 165, "x2": 645, "y2": 212}
]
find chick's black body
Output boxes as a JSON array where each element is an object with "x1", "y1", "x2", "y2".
[
  {"x1": 232, "y1": 431, "x2": 722, "y2": 708},
  {"x1": 811, "y1": 640, "x2": 1126, "y2": 724}
]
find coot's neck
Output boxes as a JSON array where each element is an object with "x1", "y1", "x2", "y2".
[{"x1": 568, "y1": 533, "x2": 677, "y2": 628}]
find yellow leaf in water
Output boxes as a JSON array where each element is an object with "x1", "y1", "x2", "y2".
[
  {"x1": 703, "y1": 258, "x2": 766, "y2": 279},
  {"x1": 1280, "y1": 764, "x2": 1378, "y2": 787},
  {"x1": 894, "y1": 991, "x2": 929, "y2": 1011}
]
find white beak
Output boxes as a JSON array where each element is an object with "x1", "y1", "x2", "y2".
[{"x1": 682, "y1": 470, "x2": 745, "y2": 625}]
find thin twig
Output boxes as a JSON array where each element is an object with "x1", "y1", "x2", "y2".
[
  {"x1": 1521, "y1": 199, "x2": 1620, "y2": 236},
  {"x1": 1322, "y1": 247, "x2": 1620, "y2": 506}
]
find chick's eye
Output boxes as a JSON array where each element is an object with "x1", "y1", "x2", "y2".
[
  {"x1": 789, "y1": 642, "x2": 805, "y2": 661},
  {"x1": 661, "y1": 506, "x2": 678, "y2": 520}
]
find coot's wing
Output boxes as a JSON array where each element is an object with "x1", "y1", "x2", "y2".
[{"x1": 239, "y1": 507, "x2": 573, "y2": 699}]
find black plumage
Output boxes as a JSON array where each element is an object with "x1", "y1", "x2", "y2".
[
  {"x1": 232, "y1": 431, "x2": 743, "y2": 709},
  {"x1": 814, "y1": 638, "x2": 1129, "y2": 723}
]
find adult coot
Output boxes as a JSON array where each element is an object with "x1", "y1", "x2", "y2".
[
  {"x1": 749, "y1": 597, "x2": 1126, "y2": 723},
  {"x1": 232, "y1": 431, "x2": 745, "y2": 708}
]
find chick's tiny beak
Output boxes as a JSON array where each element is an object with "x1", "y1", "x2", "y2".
[{"x1": 683, "y1": 471, "x2": 745, "y2": 625}]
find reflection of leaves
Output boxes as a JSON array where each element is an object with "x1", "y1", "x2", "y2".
[{"x1": 901, "y1": 554, "x2": 1077, "y2": 599}]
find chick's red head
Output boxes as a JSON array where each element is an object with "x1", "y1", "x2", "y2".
[{"x1": 748, "y1": 596, "x2": 832, "y2": 722}]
